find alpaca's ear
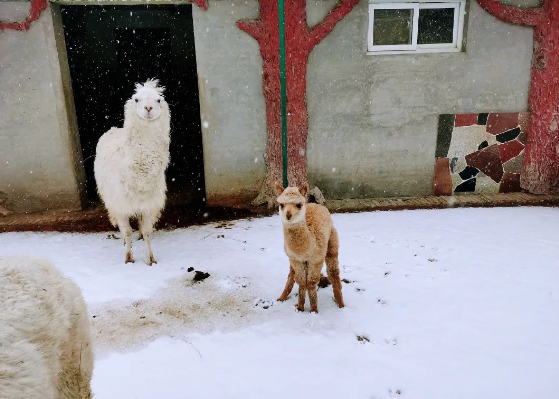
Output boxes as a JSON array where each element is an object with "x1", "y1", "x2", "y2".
[
  {"x1": 274, "y1": 181, "x2": 284, "y2": 196},
  {"x1": 298, "y1": 183, "x2": 309, "y2": 197},
  {"x1": 156, "y1": 86, "x2": 165, "y2": 95},
  {"x1": 134, "y1": 82, "x2": 143, "y2": 92}
]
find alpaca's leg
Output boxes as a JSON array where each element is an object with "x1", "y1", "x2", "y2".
[
  {"x1": 116, "y1": 215, "x2": 134, "y2": 263},
  {"x1": 297, "y1": 284, "x2": 306, "y2": 312},
  {"x1": 326, "y1": 227, "x2": 345, "y2": 308},
  {"x1": 140, "y1": 211, "x2": 158, "y2": 266},
  {"x1": 108, "y1": 213, "x2": 117, "y2": 227},
  {"x1": 137, "y1": 214, "x2": 144, "y2": 241},
  {"x1": 293, "y1": 262, "x2": 308, "y2": 311},
  {"x1": 277, "y1": 261, "x2": 296, "y2": 301},
  {"x1": 308, "y1": 264, "x2": 322, "y2": 313}
]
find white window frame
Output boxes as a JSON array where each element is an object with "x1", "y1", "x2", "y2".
[{"x1": 367, "y1": 1, "x2": 466, "y2": 55}]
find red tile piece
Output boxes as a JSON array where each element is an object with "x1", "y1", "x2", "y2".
[
  {"x1": 454, "y1": 114, "x2": 479, "y2": 127},
  {"x1": 499, "y1": 172, "x2": 521, "y2": 193},
  {"x1": 486, "y1": 113, "x2": 519, "y2": 135},
  {"x1": 433, "y1": 158, "x2": 452, "y2": 196},
  {"x1": 465, "y1": 144, "x2": 504, "y2": 183},
  {"x1": 498, "y1": 140, "x2": 524, "y2": 163}
]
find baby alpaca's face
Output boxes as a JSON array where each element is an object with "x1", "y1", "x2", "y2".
[
  {"x1": 275, "y1": 183, "x2": 308, "y2": 225},
  {"x1": 278, "y1": 199, "x2": 306, "y2": 225},
  {"x1": 132, "y1": 87, "x2": 165, "y2": 121}
]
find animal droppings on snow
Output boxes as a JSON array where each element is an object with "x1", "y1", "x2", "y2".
[
  {"x1": 253, "y1": 299, "x2": 273, "y2": 310},
  {"x1": 356, "y1": 335, "x2": 370, "y2": 343},
  {"x1": 318, "y1": 275, "x2": 331, "y2": 288},
  {"x1": 193, "y1": 271, "x2": 210, "y2": 283}
]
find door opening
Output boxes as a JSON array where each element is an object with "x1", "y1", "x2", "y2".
[{"x1": 61, "y1": 4, "x2": 205, "y2": 208}]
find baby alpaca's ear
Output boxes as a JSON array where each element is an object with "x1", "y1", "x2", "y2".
[
  {"x1": 274, "y1": 181, "x2": 285, "y2": 196},
  {"x1": 298, "y1": 183, "x2": 309, "y2": 197}
]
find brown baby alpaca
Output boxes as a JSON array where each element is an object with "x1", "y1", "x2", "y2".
[{"x1": 275, "y1": 182, "x2": 344, "y2": 312}]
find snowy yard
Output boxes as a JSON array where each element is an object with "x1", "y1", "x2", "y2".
[{"x1": 1, "y1": 207, "x2": 558, "y2": 399}]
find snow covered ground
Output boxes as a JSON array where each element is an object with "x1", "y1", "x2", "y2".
[{"x1": 1, "y1": 207, "x2": 558, "y2": 399}]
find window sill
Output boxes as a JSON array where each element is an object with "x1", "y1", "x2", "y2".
[{"x1": 367, "y1": 47, "x2": 462, "y2": 55}]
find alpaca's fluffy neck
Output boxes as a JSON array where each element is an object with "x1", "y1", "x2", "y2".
[{"x1": 283, "y1": 219, "x2": 314, "y2": 256}]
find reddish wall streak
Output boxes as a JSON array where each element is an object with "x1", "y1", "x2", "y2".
[
  {"x1": 237, "y1": 0, "x2": 360, "y2": 197},
  {"x1": 0, "y1": 0, "x2": 47, "y2": 31}
]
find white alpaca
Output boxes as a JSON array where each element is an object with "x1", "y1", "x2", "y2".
[
  {"x1": 0, "y1": 256, "x2": 93, "y2": 399},
  {"x1": 94, "y1": 79, "x2": 171, "y2": 265}
]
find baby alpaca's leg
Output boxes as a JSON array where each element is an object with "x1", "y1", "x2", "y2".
[
  {"x1": 308, "y1": 264, "x2": 323, "y2": 313},
  {"x1": 326, "y1": 227, "x2": 345, "y2": 308},
  {"x1": 278, "y1": 260, "x2": 296, "y2": 301},
  {"x1": 294, "y1": 263, "x2": 308, "y2": 311},
  {"x1": 297, "y1": 284, "x2": 306, "y2": 312}
]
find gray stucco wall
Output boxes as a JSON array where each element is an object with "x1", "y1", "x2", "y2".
[
  {"x1": 306, "y1": 0, "x2": 536, "y2": 198},
  {"x1": 0, "y1": 2, "x2": 84, "y2": 212},
  {"x1": 193, "y1": 1, "x2": 267, "y2": 206}
]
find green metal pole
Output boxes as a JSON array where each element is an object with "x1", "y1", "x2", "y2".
[{"x1": 278, "y1": 0, "x2": 289, "y2": 188}]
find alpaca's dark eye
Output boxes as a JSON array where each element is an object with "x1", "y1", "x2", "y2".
[
  {"x1": 296, "y1": 204, "x2": 302, "y2": 209},
  {"x1": 157, "y1": 99, "x2": 161, "y2": 103},
  {"x1": 134, "y1": 99, "x2": 139, "y2": 103}
]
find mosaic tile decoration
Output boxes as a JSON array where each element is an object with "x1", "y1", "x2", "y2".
[{"x1": 433, "y1": 112, "x2": 529, "y2": 196}]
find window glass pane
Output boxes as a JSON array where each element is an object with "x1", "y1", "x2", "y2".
[
  {"x1": 373, "y1": 8, "x2": 414, "y2": 46},
  {"x1": 417, "y1": 7, "x2": 455, "y2": 44}
]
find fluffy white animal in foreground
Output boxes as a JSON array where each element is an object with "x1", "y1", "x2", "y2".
[
  {"x1": 94, "y1": 79, "x2": 171, "y2": 265},
  {"x1": 0, "y1": 256, "x2": 93, "y2": 399}
]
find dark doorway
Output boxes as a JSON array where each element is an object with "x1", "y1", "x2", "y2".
[{"x1": 61, "y1": 5, "x2": 205, "y2": 208}]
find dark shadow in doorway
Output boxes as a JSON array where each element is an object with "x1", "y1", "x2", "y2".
[{"x1": 61, "y1": 4, "x2": 205, "y2": 208}]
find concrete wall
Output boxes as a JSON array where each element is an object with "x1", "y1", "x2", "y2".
[
  {"x1": 0, "y1": 2, "x2": 84, "y2": 212},
  {"x1": 0, "y1": 0, "x2": 540, "y2": 212},
  {"x1": 193, "y1": 1, "x2": 267, "y2": 207},
  {"x1": 306, "y1": 0, "x2": 537, "y2": 198}
]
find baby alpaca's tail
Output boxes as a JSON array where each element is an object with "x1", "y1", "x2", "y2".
[{"x1": 326, "y1": 227, "x2": 345, "y2": 308}]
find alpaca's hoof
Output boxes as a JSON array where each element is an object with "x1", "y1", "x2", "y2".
[
  {"x1": 310, "y1": 309, "x2": 318, "y2": 314},
  {"x1": 334, "y1": 298, "x2": 345, "y2": 308},
  {"x1": 138, "y1": 234, "x2": 144, "y2": 241},
  {"x1": 125, "y1": 253, "x2": 134, "y2": 264},
  {"x1": 146, "y1": 255, "x2": 157, "y2": 266},
  {"x1": 277, "y1": 295, "x2": 289, "y2": 302},
  {"x1": 296, "y1": 305, "x2": 304, "y2": 312}
]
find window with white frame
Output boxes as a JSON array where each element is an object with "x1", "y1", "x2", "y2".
[{"x1": 368, "y1": 1, "x2": 466, "y2": 54}]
